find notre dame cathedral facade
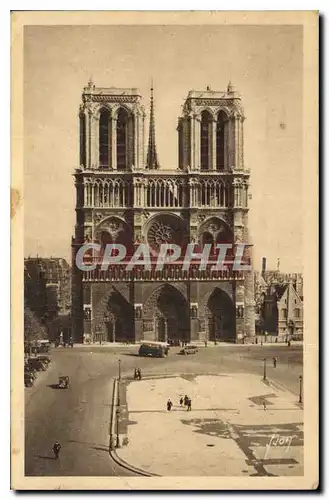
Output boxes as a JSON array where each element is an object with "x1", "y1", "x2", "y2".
[{"x1": 71, "y1": 79, "x2": 255, "y2": 344}]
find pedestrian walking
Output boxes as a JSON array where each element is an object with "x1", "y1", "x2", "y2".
[
  {"x1": 179, "y1": 396, "x2": 184, "y2": 407},
  {"x1": 134, "y1": 368, "x2": 138, "y2": 379},
  {"x1": 187, "y1": 398, "x2": 192, "y2": 411},
  {"x1": 137, "y1": 368, "x2": 142, "y2": 380},
  {"x1": 52, "y1": 441, "x2": 61, "y2": 460},
  {"x1": 167, "y1": 399, "x2": 173, "y2": 411},
  {"x1": 204, "y1": 340, "x2": 208, "y2": 347},
  {"x1": 263, "y1": 400, "x2": 267, "y2": 411},
  {"x1": 183, "y1": 394, "x2": 189, "y2": 406},
  {"x1": 273, "y1": 357, "x2": 277, "y2": 368}
]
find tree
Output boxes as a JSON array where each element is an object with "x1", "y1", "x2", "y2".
[{"x1": 24, "y1": 305, "x2": 47, "y2": 346}]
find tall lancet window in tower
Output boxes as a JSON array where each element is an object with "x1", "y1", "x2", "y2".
[
  {"x1": 99, "y1": 109, "x2": 110, "y2": 168},
  {"x1": 216, "y1": 111, "x2": 227, "y2": 170},
  {"x1": 117, "y1": 108, "x2": 128, "y2": 170},
  {"x1": 200, "y1": 111, "x2": 212, "y2": 171}
]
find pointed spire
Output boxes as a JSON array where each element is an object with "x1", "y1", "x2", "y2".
[
  {"x1": 227, "y1": 80, "x2": 234, "y2": 94},
  {"x1": 146, "y1": 82, "x2": 160, "y2": 170},
  {"x1": 87, "y1": 76, "x2": 94, "y2": 89}
]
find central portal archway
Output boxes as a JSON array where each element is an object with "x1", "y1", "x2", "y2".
[
  {"x1": 205, "y1": 288, "x2": 235, "y2": 342},
  {"x1": 144, "y1": 284, "x2": 190, "y2": 342}
]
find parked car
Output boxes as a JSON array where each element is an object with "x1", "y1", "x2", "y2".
[
  {"x1": 36, "y1": 355, "x2": 51, "y2": 365},
  {"x1": 24, "y1": 360, "x2": 37, "y2": 375},
  {"x1": 39, "y1": 344, "x2": 50, "y2": 353},
  {"x1": 26, "y1": 358, "x2": 47, "y2": 372},
  {"x1": 138, "y1": 341, "x2": 169, "y2": 358},
  {"x1": 180, "y1": 344, "x2": 198, "y2": 355},
  {"x1": 24, "y1": 372, "x2": 34, "y2": 388}
]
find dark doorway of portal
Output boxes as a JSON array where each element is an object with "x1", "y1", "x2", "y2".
[
  {"x1": 150, "y1": 285, "x2": 189, "y2": 342},
  {"x1": 105, "y1": 317, "x2": 125, "y2": 343},
  {"x1": 104, "y1": 289, "x2": 134, "y2": 342},
  {"x1": 206, "y1": 288, "x2": 235, "y2": 342}
]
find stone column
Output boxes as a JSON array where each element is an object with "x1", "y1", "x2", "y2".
[
  {"x1": 236, "y1": 117, "x2": 239, "y2": 169},
  {"x1": 243, "y1": 221, "x2": 255, "y2": 339},
  {"x1": 195, "y1": 117, "x2": 201, "y2": 170},
  {"x1": 90, "y1": 181, "x2": 94, "y2": 207},
  {"x1": 239, "y1": 117, "x2": 244, "y2": 169},
  {"x1": 128, "y1": 114, "x2": 134, "y2": 169},
  {"x1": 94, "y1": 115, "x2": 99, "y2": 169},
  {"x1": 84, "y1": 110, "x2": 90, "y2": 169},
  {"x1": 190, "y1": 115, "x2": 195, "y2": 169},
  {"x1": 84, "y1": 181, "x2": 88, "y2": 207},
  {"x1": 235, "y1": 282, "x2": 245, "y2": 343},
  {"x1": 229, "y1": 117, "x2": 236, "y2": 167},
  {"x1": 190, "y1": 302, "x2": 199, "y2": 342},
  {"x1": 90, "y1": 114, "x2": 97, "y2": 168},
  {"x1": 111, "y1": 117, "x2": 117, "y2": 170},
  {"x1": 234, "y1": 116, "x2": 239, "y2": 168},
  {"x1": 141, "y1": 179, "x2": 146, "y2": 208},
  {"x1": 134, "y1": 113, "x2": 139, "y2": 168},
  {"x1": 224, "y1": 120, "x2": 229, "y2": 170},
  {"x1": 212, "y1": 119, "x2": 217, "y2": 170},
  {"x1": 141, "y1": 112, "x2": 146, "y2": 169},
  {"x1": 112, "y1": 320, "x2": 116, "y2": 343},
  {"x1": 182, "y1": 118, "x2": 189, "y2": 169},
  {"x1": 164, "y1": 320, "x2": 168, "y2": 343}
]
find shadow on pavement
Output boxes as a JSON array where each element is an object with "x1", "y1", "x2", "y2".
[
  {"x1": 47, "y1": 384, "x2": 60, "y2": 389},
  {"x1": 35, "y1": 455, "x2": 55, "y2": 461},
  {"x1": 67, "y1": 439, "x2": 108, "y2": 449},
  {"x1": 91, "y1": 446, "x2": 109, "y2": 453}
]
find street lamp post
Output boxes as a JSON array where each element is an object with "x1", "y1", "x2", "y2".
[
  {"x1": 299, "y1": 375, "x2": 303, "y2": 404},
  {"x1": 263, "y1": 358, "x2": 267, "y2": 381},
  {"x1": 118, "y1": 359, "x2": 121, "y2": 382},
  {"x1": 115, "y1": 407, "x2": 120, "y2": 448}
]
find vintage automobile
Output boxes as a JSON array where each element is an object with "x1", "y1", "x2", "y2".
[
  {"x1": 37, "y1": 340, "x2": 51, "y2": 353},
  {"x1": 36, "y1": 355, "x2": 51, "y2": 365},
  {"x1": 58, "y1": 376, "x2": 70, "y2": 389},
  {"x1": 180, "y1": 344, "x2": 198, "y2": 355},
  {"x1": 24, "y1": 372, "x2": 34, "y2": 387},
  {"x1": 138, "y1": 341, "x2": 169, "y2": 358},
  {"x1": 27, "y1": 358, "x2": 47, "y2": 372}
]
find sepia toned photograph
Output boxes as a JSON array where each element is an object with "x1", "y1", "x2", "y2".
[{"x1": 11, "y1": 11, "x2": 318, "y2": 490}]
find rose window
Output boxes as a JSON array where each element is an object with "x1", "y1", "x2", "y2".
[{"x1": 146, "y1": 215, "x2": 184, "y2": 254}]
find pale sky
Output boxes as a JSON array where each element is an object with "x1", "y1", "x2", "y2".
[{"x1": 24, "y1": 25, "x2": 303, "y2": 272}]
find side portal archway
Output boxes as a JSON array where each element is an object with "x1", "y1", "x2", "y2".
[{"x1": 205, "y1": 288, "x2": 235, "y2": 342}]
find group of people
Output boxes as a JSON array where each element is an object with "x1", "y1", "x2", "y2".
[
  {"x1": 167, "y1": 339, "x2": 189, "y2": 347},
  {"x1": 133, "y1": 368, "x2": 142, "y2": 380},
  {"x1": 167, "y1": 394, "x2": 192, "y2": 412}
]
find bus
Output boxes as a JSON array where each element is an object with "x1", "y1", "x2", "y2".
[{"x1": 138, "y1": 341, "x2": 169, "y2": 358}]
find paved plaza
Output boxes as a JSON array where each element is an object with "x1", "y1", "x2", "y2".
[
  {"x1": 25, "y1": 344, "x2": 303, "y2": 477},
  {"x1": 117, "y1": 373, "x2": 303, "y2": 476}
]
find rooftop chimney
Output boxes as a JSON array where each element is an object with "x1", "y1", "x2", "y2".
[{"x1": 261, "y1": 257, "x2": 266, "y2": 276}]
